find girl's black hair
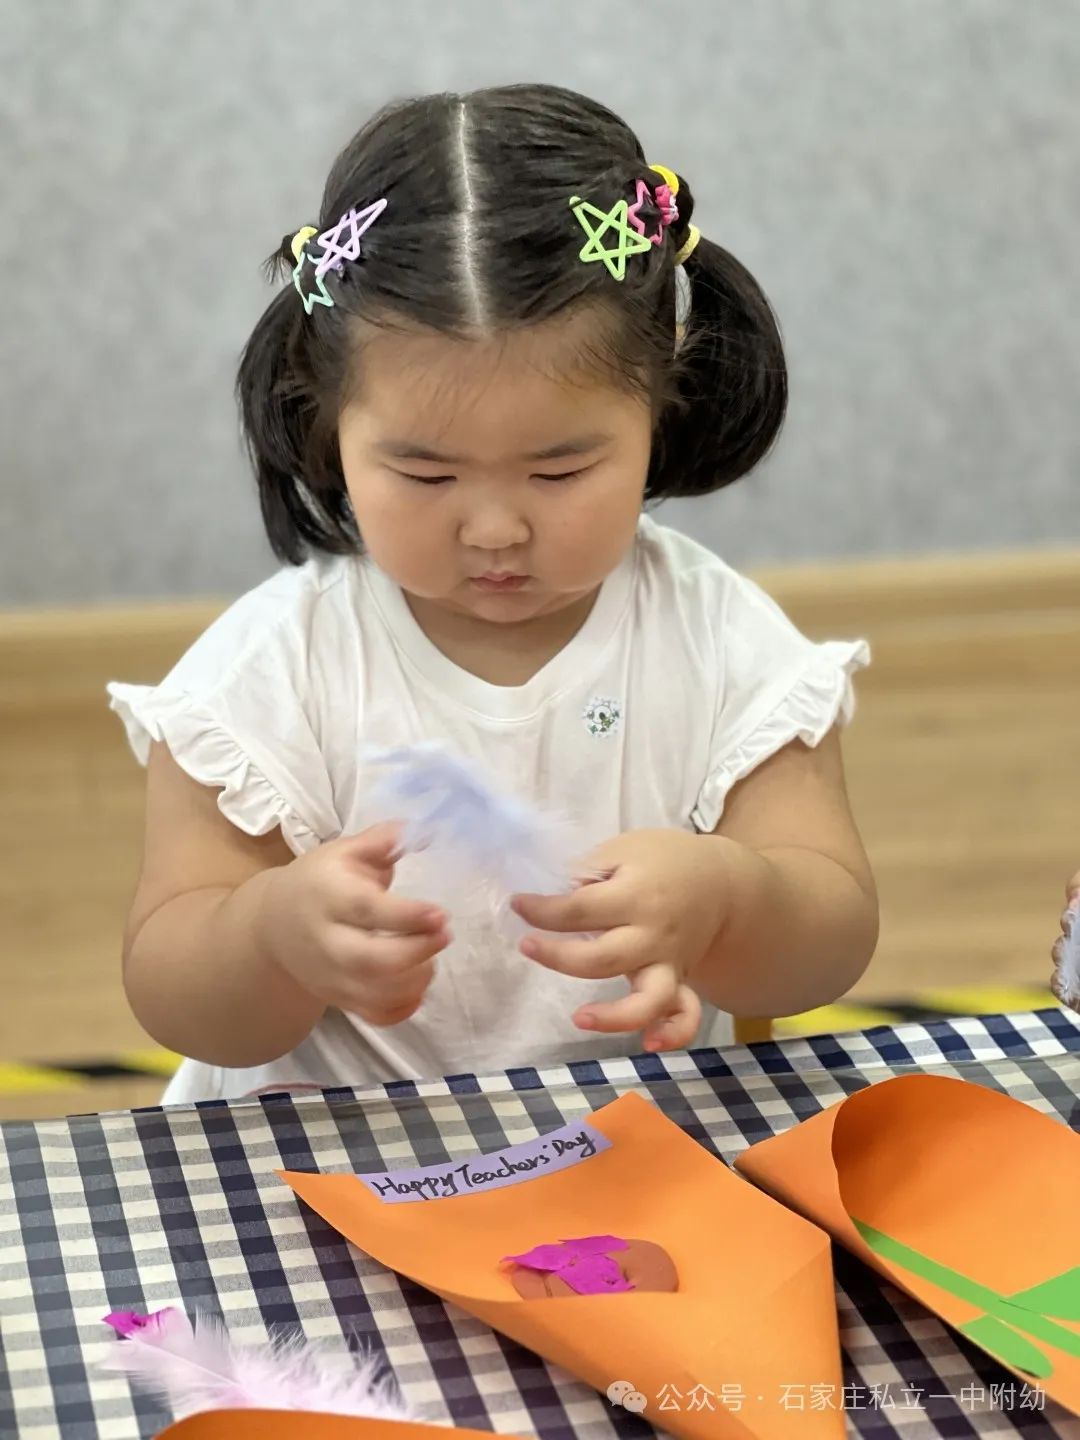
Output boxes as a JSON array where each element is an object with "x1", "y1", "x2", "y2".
[{"x1": 237, "y1": 83, "x2": 787, "y2": 564}]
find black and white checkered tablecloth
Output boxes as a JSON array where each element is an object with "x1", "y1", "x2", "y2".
[{"x1": 2, "y1": 1009, "x2": 1079, "y2": 1440}]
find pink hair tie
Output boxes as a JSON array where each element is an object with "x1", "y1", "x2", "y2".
[
  {"x1": 627, "y1": 177, "x2": 680, "y2": 246},
  {"x1": 654, "y1": 182, "x2": 678, "y2": 227}
]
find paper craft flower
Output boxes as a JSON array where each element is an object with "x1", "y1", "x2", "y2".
[
  {"x1": 281, "y1": 1093, "x2": 846, "y2": 1439},
  {"x1": 736, "y1": 1072, "x2": 1080, "y2": 1415}
]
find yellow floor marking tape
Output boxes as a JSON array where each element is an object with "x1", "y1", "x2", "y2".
[
  {"x1": 774, "y1": 1004, "x2": 900, "y2": 1037},
  {"x1": 0, "y1": 1063, "x2": 87, "y2": 1094},
  {"x1": 907, "y1": 985, "x2": 1054, "y2": 1014},
  {"x1": 776, "y1": 986, "x2": 1056, "y2": 1039}
]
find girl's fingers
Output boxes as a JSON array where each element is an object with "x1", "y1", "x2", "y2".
[
  {"x1": 332, "y1": 925, "x2": 450, "y2": 974},
  {"x1": 520, "y1": 927, "x2": 645, "y2": 980},
  {"x1": 336, "y1": 822, "x2": 405, "y2": 875},
  {"x1": 571, "y1": 962, "x2": 681, "y2": 1035},
  {"x1": 337, "y1": 882, "x2": 447, "y2": 936},
  {"x1": 512, "y1": 876, "x2": 629, "y2": 934},
  {"x1": 342, "y1": 961, "x2": 436, "y2": 1026},
  {"x1": 641, "y1": 984, "x2": 702, "y2": 1053}
]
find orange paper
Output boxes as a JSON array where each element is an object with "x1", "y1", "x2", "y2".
[
  {"x1": 735, "y1": 1073, "x2": 1080, "y2": 1415},
  {"x1": 280, "y1": 1093, "x2": 844, "y2": 1439},
  {"x1": 158, "y1": 1415, "x2": 521, "y2": 1440}
]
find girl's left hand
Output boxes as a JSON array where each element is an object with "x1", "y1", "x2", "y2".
[{"x1": 511, "y1": 828, "x2": 730, "y2": 1052}]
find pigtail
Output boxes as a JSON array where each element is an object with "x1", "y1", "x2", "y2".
[
  {"x1": 235, "y1": 246, "x2": 358, "y2": 565},
  {"x1": 648, "y1": 185, "x2": 787, "y2": 499}
]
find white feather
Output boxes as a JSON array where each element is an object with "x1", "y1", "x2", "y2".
[
  {"x1": 101, "y1": 1309, "x2": 415, "y2": 1420},
  {"x1": 362, "y1": 744, "x2": 592, "y2": 931}
]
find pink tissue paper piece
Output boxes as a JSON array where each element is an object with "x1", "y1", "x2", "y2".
[
  {"x1": 503, "y1": 1235, "x2": 634, "y2": 1295},
  {"x1": 103, "y1": 1308, "x2": 176, "y2": 1337}
]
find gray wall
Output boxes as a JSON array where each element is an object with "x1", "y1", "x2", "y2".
[{"x1": 3, "y1": 0, "x2": 1078, "y2": 607}]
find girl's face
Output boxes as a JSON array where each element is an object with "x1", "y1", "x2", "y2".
[{"x1": 337, "y1": 316, "x2": 652, "y2": 629}]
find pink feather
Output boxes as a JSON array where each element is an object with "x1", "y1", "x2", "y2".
[{"x1": 101, "y1": 1309, "x2": 416, "y2": 1421}]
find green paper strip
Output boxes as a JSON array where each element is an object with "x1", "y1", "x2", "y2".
[
  {"x1": 854, "y1": 1220, "x2": 1080, "y2": 1374},
  {"x1": 960, "y1": 1316, "x2": 1053, "y2": 1378},
  {"x1": 1011, "y1": 1268, "x2": 1080, "y2": 1322}
]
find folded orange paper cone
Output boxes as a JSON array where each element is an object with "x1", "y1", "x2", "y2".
[
  {"x1": 279, "y1": 1092, "x2": 845, "y2": 1440},
  {"x1": 158, "y1": 1414, "x2": 522, "y2": 1440},
  {"x1": 736, "y1": 1073, "x2": 1080, "y2": 1415}
]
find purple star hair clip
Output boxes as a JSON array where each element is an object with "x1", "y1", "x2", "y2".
[
  {"x1": 314, "y1": 198, "x2": 388, "y2": 278},
  {"x1": 290, "y1": 197, "x2": 388, "y2": 313}
]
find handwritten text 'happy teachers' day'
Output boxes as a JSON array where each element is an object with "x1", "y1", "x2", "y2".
[{"x1": 358, "y1": 1120, "x2": 611, "y2": 1203}]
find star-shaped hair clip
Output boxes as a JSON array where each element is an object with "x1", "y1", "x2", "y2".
[
  {"x1": 569, "y1": 195, "x2": 652, "y2": 281},
  {"x1": 289, "y1": 197, "x2": 388, "y2": 314},
  {"x1": 314, "y1": 198, "x2": 388, "y2": 278},
  {"x1": 627, "y1": 168, "x2": 680, "y2": 247},
  {"x1": 290, "y1": 226, "x2": 333, "y2": 315}
]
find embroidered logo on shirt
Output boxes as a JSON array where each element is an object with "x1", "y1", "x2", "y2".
[{"x1": 583, "y1": 696, "x2": 622, "y2": 737}]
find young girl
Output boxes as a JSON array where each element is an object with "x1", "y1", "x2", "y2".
[{"x1": 109, "y1": 84, "x2": 879, "y2": 1104}]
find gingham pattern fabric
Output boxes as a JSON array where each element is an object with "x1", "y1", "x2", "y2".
[{"x1": 2, "y1": 1009, "x2": 1079, "y2": 1440}]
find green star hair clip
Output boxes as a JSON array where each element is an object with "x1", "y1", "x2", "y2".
[
  {"x1": 569, "y1": 196, "x2": 652, "y2": 281},
  {"x1": 290, "y1": 226, "x2": 334, "y2": 315}
]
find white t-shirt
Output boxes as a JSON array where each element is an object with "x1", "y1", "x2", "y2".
[{"x1": 108, "y1": 516, "x2": 868, "y2": 1102}]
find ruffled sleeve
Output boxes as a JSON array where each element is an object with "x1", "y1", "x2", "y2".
[
  {"x1": 105, "y1": 582, "x2": 342, "y2": 857},
  {"x1": 690, "y1": 571, "x2": 869, "y2": 834}
]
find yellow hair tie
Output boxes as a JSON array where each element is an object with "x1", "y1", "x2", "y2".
[
  {"x1": 648, "y1": 163, "x2": 680, "y2": 195},
  {"x1": 290, "y1": 225, "x2": 318, "y2": 262},
  {"x1": 647, "y1": 167, "x2": 699, "y2": 261},
  {"x1": 674, "y1": 224, "x2": 701, "y2": 265}
]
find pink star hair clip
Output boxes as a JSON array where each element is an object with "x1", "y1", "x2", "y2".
[{"x1": 627, "y1": 164, "x2": 681, "y2": 246}]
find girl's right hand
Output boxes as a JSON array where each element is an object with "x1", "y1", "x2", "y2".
[{"x1": 257, "y1": 822, "x2": 451, "y2": 1027}]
